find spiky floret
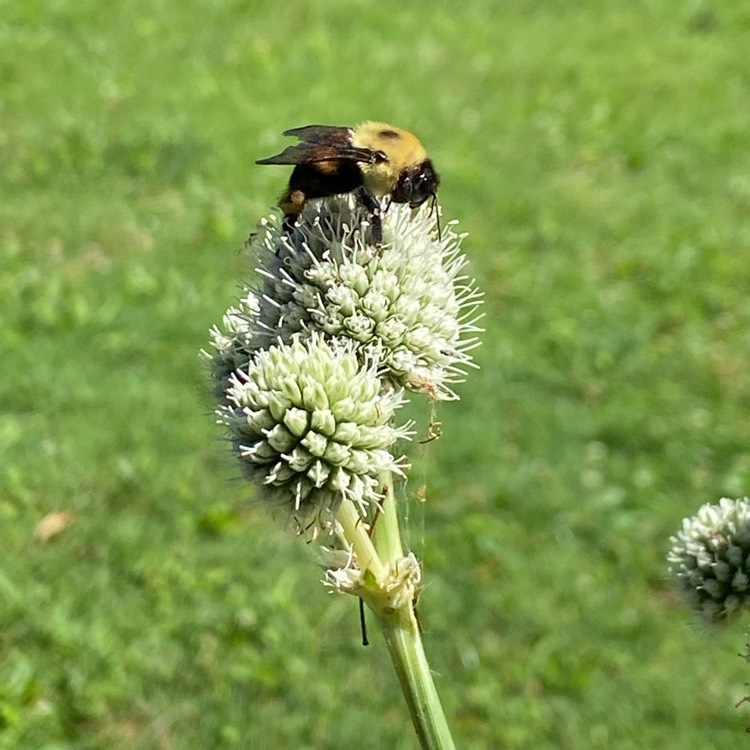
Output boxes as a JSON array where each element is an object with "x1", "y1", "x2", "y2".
[{"x1": 207, "y1": 291, "x2": 259, "y2": 401}]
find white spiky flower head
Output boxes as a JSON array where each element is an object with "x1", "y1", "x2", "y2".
[
  {"x1": 667, "y1": 497, "x2": 750, "y2": 622},
  {"x1": 231, "y1": 195, "x2": 482, "y2": 400},
  {"x1": 218, "y1": 333, "x2": 412, "y2": 535}
]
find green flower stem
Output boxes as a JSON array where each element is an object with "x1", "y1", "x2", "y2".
[
  {"x1": 336, "y1": 474, "x2": 457, "y2": 748},
  {"x1": 376, "y1": 604, "x2": 456, "y2": 750},
  {"x1": 373, "y1": 471, "x2": 404, "y2": 564},
  {"x1": 374, "y1": 472, "x2": 457, "y2": 750},
  {"x1": 336, "y1": 498, "x2": 387, "y2": 580}
]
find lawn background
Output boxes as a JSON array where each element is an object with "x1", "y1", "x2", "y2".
[{"x1": 3, "y1": 1, "x2": 750, "y2": 748}]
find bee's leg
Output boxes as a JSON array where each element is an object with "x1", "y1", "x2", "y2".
[
  {"x1": 273, "y1": 214, "x2": 298, "y2": 257},
  {"x1": 430, "y1": 194, "x2": 442, "y2": 240},
  {"x1": 353, "y1": 185, "x2": 383, "y2": 245},
  {"x1": 276, "y1": 187, "x2": 307, "y2": 255}
]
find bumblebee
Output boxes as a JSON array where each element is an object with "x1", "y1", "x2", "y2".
[{"x1": 256, "y1": 122, "x2": 440, "y2": 243}]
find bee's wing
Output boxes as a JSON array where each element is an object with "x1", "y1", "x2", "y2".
[
  {"x1": 282, "y1": 125, "x2": 351, "y2": 142},
  {"x1": 256, "y1": 125, "x2": 377, "y2": 165}
]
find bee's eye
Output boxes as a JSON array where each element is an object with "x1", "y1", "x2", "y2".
[{"x1": 373, "y1": 151, "x2": 388, "y2": 163}]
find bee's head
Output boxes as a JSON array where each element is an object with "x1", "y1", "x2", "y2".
[{"x1": 391, "y1": 159, "x2": 440, "y2": 208}]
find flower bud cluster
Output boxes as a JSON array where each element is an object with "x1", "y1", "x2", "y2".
[
  {"x1": 221, "y1": 335, "x2": 411, "y2": 530},
  {"x1": 215, "y1": 195, "x2": 482, "y2": 401},
  {"x1": 667, "y1": 497, "x2": 750, "y2": 622}
]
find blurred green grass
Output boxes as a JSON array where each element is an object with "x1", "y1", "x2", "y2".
[{"x1": 3, "y1": 1, "x2": 750, "y2": 747}]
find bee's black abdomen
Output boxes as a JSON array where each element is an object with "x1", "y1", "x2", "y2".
[
  {"x1": 277, "y1": 162, "x2": 367, "y2": 245},
  {"x1": 287, "y1": 162, "x2": 362, "y2": 200}
]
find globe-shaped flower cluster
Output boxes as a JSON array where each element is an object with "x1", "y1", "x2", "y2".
[
  {"x1": 210, "y1": 195, "x2": 482, "y2": 401},
  {"x1": 220, "y1": 335, "x2": 412, "y2": 531},
  {"x1": 667, "y1": 497, "x2": 750, "y2": 622}
]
